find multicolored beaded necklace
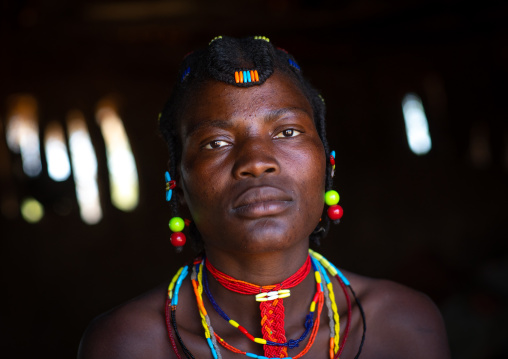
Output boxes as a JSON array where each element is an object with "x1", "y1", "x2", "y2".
[
  {"x1": 202, "y1": 256, "x2": 323, "y2": 358},
  {"x1": 205, "y1": 256, "x2": 311, "y2": 358},
  {"x1": 202, "y1": 265, "x2": 315, "y2": 349},
  {"x1": 165, "y1": 250, "x2": 366, "y2": 359}
]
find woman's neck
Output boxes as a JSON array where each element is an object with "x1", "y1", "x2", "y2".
[
  {"x1": 198, "y1": 244, "x2": 319, "y2": 342},
  {"x1": 203, "y1": 240, "x2": 310, "y2": 286}
]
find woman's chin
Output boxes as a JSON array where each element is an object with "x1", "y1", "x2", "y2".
[{"x1": 224, "y1": 219, "x2": 308, "y2": 253}]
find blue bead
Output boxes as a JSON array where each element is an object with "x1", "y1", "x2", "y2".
[
  {"x1": 336, "y1": 266, "x2": 350, "y2": 286},
  {"x1": 165, "y1": 171, "x2": 172, "y2": 202},
  {"x1": 206, "y1": 338, "x2": 218, "y2": 359},
  {"x1": 314, "y1": 259, "x2": 331, "y2": 284},
  {"x1": 331, "y1": 150, "x2": 336, "y2": 158},
  {"x1": 246, "y1": 353, "x2": 257, "y2": 358},
  {"x1": 173, "y1": 266, "x2": 188, "y2": 305},
  {"x1": 325, "y1": 258, "x2": 350, "y2": 286}
]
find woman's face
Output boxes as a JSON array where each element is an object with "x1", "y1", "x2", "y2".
[{"x1": 178, "y1": 71, "x2": 326, "y2": 254}]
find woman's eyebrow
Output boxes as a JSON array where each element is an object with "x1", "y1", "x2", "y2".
[
  {"x1": 264, "y1": 107, "x2": 312, "y2": 123},
  {"x1": 185, "y1": 119, "x2": 232, "y2": 137},
  {"x1": 185, "y1": 107, "x2": 311, "y2": 137}
]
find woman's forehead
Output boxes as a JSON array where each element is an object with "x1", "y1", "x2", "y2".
[{"x1": 179, "y1": 71, "x2": 313, "y2": 136}]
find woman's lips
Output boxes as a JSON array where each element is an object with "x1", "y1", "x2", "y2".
[{"x1": 232, "y1": 186, "x2": 293, "y2": 219}]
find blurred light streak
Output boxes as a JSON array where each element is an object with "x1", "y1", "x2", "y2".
[
  {"x1": 6, "y1": 95, "x2": 42, "y2": 176},
  {"x1": 402, "y1": 93, "x2": 432, "y2": 155},
  {"x1": 20, "y1": 197, "x2": 44, "y2": 223},
  {"x1": 67, "y1": 111, "x2": 102, "y2": 224},
  {"x1": 96, "y1": 103, "x2": 139, "y2": 212},
  {"x1": 44, "y1": 121, "x2": 71, "y2": 181}
]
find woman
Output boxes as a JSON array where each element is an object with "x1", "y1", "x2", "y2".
[{"x1": 78, "y1": 36, "x2": 450, "y2": 359}]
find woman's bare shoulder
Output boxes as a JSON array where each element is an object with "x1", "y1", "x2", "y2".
[
  {"x1": 77, "y1": 283, "x2": 177, "y2": 359},
  {"x1": 341, "y1": 270, "x2": 451, "y2": 359}
]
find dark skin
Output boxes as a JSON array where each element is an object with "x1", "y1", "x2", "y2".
[{"x1": 78, "y1": 71, "x2": 451, "y2": 359}]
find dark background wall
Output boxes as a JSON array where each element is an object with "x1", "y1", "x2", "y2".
[{"x1": 1, "y1": 1, "x2": 507, "y2": 358}]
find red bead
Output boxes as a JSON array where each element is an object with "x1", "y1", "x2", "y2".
[
  {"x1": 327, "y1": 205, "x2": 343, "y2": 220},
  {"x1": 170, "y1": 232, "x2": 186, "y2": 247},
  {"x1": 329, "y1": 155, "x2": 335, "y2": 166},
  {"x1": 238, "y1": 325, "x2": 249, "y2": 335}
]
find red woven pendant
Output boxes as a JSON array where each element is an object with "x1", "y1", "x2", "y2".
[{"x1": 261, "y1": 297, "x2": 287, "y2": 357}]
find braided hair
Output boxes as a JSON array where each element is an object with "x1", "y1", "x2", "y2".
[{"x1": 159, "y1": 35, "x2": 334, "y2": 250}]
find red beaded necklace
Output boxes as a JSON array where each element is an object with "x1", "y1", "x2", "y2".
[{"x1": 205, "y1": 256, "x2": 312, "y2": 358}]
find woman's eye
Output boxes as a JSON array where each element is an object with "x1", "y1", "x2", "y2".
[
  {"x1": 274, "y1": 129, "x2": 301, "y2": 138},
  {"x1": 204, "y1": 140, "x2": 229, "y2": 149}
]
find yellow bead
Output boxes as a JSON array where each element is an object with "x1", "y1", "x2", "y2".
[
  {"x1": 310, "y1": 302, "x2": 316, "y2": 312},
  {"x1": 315, "y1": 271, "x2": 322, "y2": 283},
  {"x1": 325, "y1": 190, "x2": 340, "y2": 206},
  {"x1": 229, "y1": 320, "x2": 239, "y2": 328},
  {"x1": 169, "y1": 217, "x2": 185, "y2": 232}
]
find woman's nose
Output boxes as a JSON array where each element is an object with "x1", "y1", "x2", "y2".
[{"x1": 232, "y1": 137, "x2": 280, "y2": 179}]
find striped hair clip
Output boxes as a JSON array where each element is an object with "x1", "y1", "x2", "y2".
[
  {"x1": 234, "y1": 70, "x2": 259, "y2": 84},
  {"x1": 209, "y1": 35, "x2": 223, "y2": 45},
  {"x1": 180, "y1": 66, "x2": 190, "y2": 82},
  {"x1": 288, "y1": 58, "x2": 300, "y2": 71},
  {"x1": 254, "y1": 35, "x2": 270, "y2": 42}
]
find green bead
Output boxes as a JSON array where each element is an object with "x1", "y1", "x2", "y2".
[
  {"x1": 169, "y1": 217, "x2": 185, "y2": 232},
  {"x1": 325, "y1": 190, "x2": 340, "y2": 206}
]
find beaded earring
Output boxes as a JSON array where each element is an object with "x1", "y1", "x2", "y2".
[
  {"x1": 169, "y1": 216, "x2": 188, "y2": 250},
  {"x1": 325, "y1": 151, "x2": 343, "y2": 223},
  {"x1": 330, "y1": 150, "x2": 336, "y2": 178},
  {"x1": 325, "y1": 190, "x2": 343, "y2": 224},
  {"x1": 165, "y1": 171, "x2": 190, "y2": 251},
  {"x1": 165, "y1": 171, "x2": 176, "y2": 202}
]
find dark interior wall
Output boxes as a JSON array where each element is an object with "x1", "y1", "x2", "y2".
[{"x1": 1, "y1": 1, "x2": 507, "y2": 358}]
